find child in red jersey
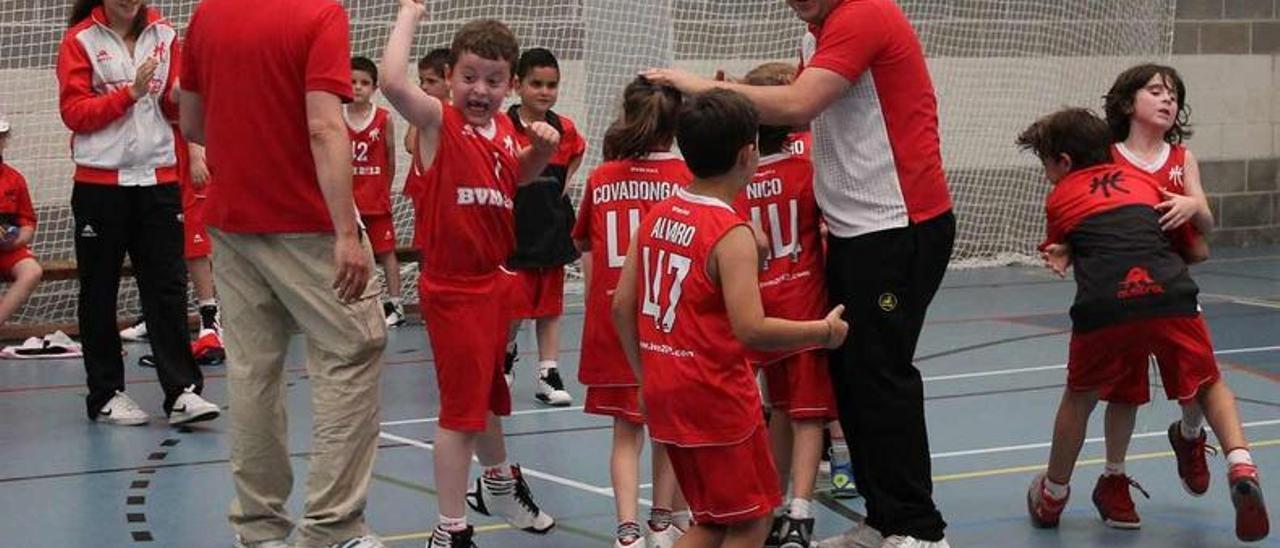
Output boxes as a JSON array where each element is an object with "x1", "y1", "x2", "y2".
[
  {"x1": 730, "y1": 63, "x2": 834, "y2": 548},
  {"x1": 0, "y1": 114, "x2": 43, "y2": 326},
  {"x1": 503, "y1": 47, "x2": 588, "y2": 405},
  {"x1": 573, "y1": 76, "x2": 691, "y2": 548},
  {"x1": 381, "y1": 3, "x2": 561, "y2": 546},
  {"x1": 346, "y1": 56, "x2": 403, "y2": 328},
  {"x1": 1043, "y1": 65, "x2": 1220, "y2": 530},
  {"x1": 614, "y1": 89, "x2": 848, "y2": 548},
  {"x1": 1020, "y1": 108, "x2": 1268, "y2": 542}
]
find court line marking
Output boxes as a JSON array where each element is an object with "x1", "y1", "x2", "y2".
[
  {"x1": 922, "y1": 344, "x2": 1280, "y2": 383},
  {"x1": 381, "y1": 406, "x2": 585, "y2": 426},
  {"x1": 382, "y1": 523, "x2": 510, "y2": 542},
  {"x1": 933, "y1": 418, "x2": 1280, "y2": 459},
  {"x1": 377, "y1": 430, "x2": 655, "y2": 507},
  {"x1": 934, "y1": 438, "x2": 1280, "y2": 483}
]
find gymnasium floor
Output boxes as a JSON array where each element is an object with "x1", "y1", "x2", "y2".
[{"x1": 1, "y1": 247, "x2": 1277, "y2": 548}]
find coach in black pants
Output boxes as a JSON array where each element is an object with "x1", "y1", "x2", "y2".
[
  {"x1": 58, "y1": 0, "x2": 218, "y2": 426},
  {"x1": 647, "y1": 0, "x2": 953, "y2": 545}
]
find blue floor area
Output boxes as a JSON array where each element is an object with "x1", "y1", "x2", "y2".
[{"x1": 0, "y1": 248, "x2": 1277, "y2": 547}]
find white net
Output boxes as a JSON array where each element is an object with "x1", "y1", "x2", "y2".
[{"x1": 0, "y1": 0, "x2": 1174, "y2": 326}]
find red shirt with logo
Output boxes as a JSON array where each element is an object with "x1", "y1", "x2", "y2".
[
  {"x1": 573, "y1": 153, "x2": 692, "y2": 386},
  {"x1": 1042, "y1": 163, "x2": 1199, "y2": 332},
  {"x1": 182, "y1": 0, "x2": 353, "y2": 233},
  {"x1": 415, "y1": 105, "x2": 521, "y2": 279},
  {"x1": 1110, "y1": 143, "x2": 1200, "y2": 253},
  {"x1": 0, "y1": 163, "x2": 36, "y2": 229},
  {"x1": 732, "y1": 153, "x2": 826, "y2": 363},
  {"x1": 348, "y1": 107, "x2": 393, "y2": 216},
  {"x1": 635, "y1": 189, "x2": 759, "y2": 447}
]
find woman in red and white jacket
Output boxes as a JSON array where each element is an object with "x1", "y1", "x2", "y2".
[{"x1": 57, "y1": 0, "x2": 218, "y2": 427}]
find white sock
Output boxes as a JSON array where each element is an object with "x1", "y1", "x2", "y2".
[
  {"x1": 1044, "y1": 477, "x2": 1069, "y2": 500},
  {"x1": 830, "y1": 438, "x2": 850, "y2": 461},
  {"x1": 1104, "y1": 462, "x2": 1125, "y2": 477},
  {"x1": 538, "y1": 360, "x2": 557, "y2": 372},
  {"x1": 1180, "y1": 417, "x2": 1205, "y2": 440},
  {"x1": 1227, "y1": 448, "x2": 1255, "y2": 467},
  {"x1": 390, "y1": 296, "x2": 403, "y2": 307},
  {"x1": 198, "y1": 298, "x2": 217, "y2": 308},
  {"x1": 483, "y1": 461, "x2": 511, "y2": 479},
  {"x1": 672, "y1": 510, "x2": 692, "y2": 530},
  {"x1": 438, "y1": 514, "x2": 467, "y2": 532},
  {"x1": 788, "y1": 497, "x2": 813, "y2": 519}
]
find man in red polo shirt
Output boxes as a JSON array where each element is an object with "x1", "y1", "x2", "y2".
[
  {"x1": 179, "y1": 1, "x2": 386, "y2": 547},
  {"x1": 646, "y1": 1, "x2": 953, "y2": 546}
]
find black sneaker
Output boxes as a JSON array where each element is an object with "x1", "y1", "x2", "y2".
[
  {"x1": 503, "y1": 344, "x2": 518, "y2": 387},
  {"x1": 776, "y1": 515, "x2": 814, "y2": 548},
  {"x1": 764, "y1": 514, "x2": 785, "y2": 548},
  {"x1": 429, "y1": 525, "x2": 476, "y2": 548}
]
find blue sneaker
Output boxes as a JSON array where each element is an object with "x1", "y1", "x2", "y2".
[{"x1": 830, "y1": 449, "x2": 859, "y2": 499}]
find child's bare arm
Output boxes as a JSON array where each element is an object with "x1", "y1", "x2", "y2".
[
  {"x1": 517, "y1": 122, "x2": 560, "y2": 187},
  {"x1": 380, "y1": 2, "x2": 443, "y2": 138},
  {"x1": 384, "y1": 115, "x2": 397, "y2": 189},
  {"x1": 611, "y1": 242, "x2": 644, "y2": 383},
  {"x1": 715, "y1": 226, "x2": 846, "y2": 350}
]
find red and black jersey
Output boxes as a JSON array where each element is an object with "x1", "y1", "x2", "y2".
[{"x1": 1042, "y1": 163, "x2": 1199, "y2": 332}]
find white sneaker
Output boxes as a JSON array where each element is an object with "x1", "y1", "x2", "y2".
[
  {"x1": 331, "y1": 535, "x2": 385, "y2": 548},
  {"x1": 233, "y1": 536, "x2": 291, "y2": 548},
  {"x1": 818, "y1": 523, "x2": 883, "y2": 548},
  {"x1": 120, "y1": 319, "x2": 148, "y2": 342},
  {"x1": 880, "y1": 536, "x2": 951, "y2": 548},
  {"x1": 465, "y1": 465, "x2": 556, "y2": 533},
  {"x1": 169, "y1": 385, "x2": 220, "y2": 425},
  {"x1": 647, "y1": 522, "x2": 683, "y2": 548},
  {"x1": 384, "y1": 302, "x2": 406, "y2": 328},
  {"x1": 535, "y1": 367, "x2": 572, "y2": 406},
  {"x1": 96, "y1": 391, "x2": 149, "y2": 426}
]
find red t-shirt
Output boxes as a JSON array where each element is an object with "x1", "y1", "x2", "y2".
[
  {"x1": 732, "y1": 153, "x2": 826, "y2": 364},
  {"x1": 635, "y1": 189, "x2": 759, "y2": 447},
  {"x1": 572, "y1": 153, "x2": 692, "y2": 386},
  {"x1": 1110, "y1": 143, "x2": 1200, "y2": 252},
  {"x1": 415, "y1": 105, "x2": 521, "y2": 279},
  {"x1": 0, "y1": 163, "x2": 36, "y2": 228},
  {"x1": 181, "y1": 0, "x2": 353, "y2": 233},
  {"x1": 800, "y1": 0, "x2": 951, "y2": 238},
  {"x1": 348, "y1": 107, "x2": 393, "y2": 216}
]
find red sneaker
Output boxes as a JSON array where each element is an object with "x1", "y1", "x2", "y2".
[
  {"x1": 1027, "y1": 473, "x2": 1069, "y2": 528},
  {"x1": 1168, "y1": 421, "x2": 1213, "y2": 496},
  {"x1": 192, "y1": 329, "x2": 226, "y2": 366},
  {"x1": 1092, "y1": 474, "x2": 1148, "y2": 529},
  {"x1": 1229, "y1": 463, "x2": 1270, "y2": 542}
]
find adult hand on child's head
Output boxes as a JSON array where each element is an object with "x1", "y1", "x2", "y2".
[
  {"x1": 527, "y1": 121, "x2": 561, "y2": 153},
  {"x1": 641, "y1": 68, "x2": 712, "y2": 95},
  {"x1": 1041, "y1": 243, "x2": 1072, "y2": 278},
  {"x1": 1155, "y1": 189, "x2": 1198, "y2": 231},
  {"x1": 332, "y1": 233, "x2": 372, "y2": 303},
  {"x1": 823, "y1": 305, "x2": 848, "y2": 349},
  {"x1": 131, "y1": 57, "x2": 159, "y2": 99}
]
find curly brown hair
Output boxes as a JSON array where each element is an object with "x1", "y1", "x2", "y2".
[
  {"x1": 450, "y1": 19, "x2": 519, "y2": 76},
  {"x1": 1104, "y1": 64, "x2": 1192, "y2": 145}
]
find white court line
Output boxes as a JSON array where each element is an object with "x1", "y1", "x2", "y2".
[
  {"x1": 378, "y1": 430, "x2": 654, "y2": 507},
  {"x1": 923, "y1": 344, "x2": 1280, "y2": 383},
  {"x1": 932, "y1": 419, "x2": 1280, "y2": 459},
  {"x1": 381, "y1": 406, "x2": 585, "y2": 426}
]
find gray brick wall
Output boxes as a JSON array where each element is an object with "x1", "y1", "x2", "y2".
[{"x1": 1174, "y1": 2, "x2": 1280, "y2": 246}]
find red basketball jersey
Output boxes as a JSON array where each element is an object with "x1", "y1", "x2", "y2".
[
  {"x1": 1110, "y1": 143, "x2": 1201, "y2": 253},
  {"x1": 348, "y1": 107, "x2": 393, "y2": 215},
  {"x1": 573, "y1": 153, "x2": 692, "y2": 386},
  {"x1": 635, "y1": 188, "x2": 759, "y2": 447},
  {"x1": 733, "y1": 153, "x2": 826, "y2": 364},
  {"x1": 415, "y1": 106, "x2": 521, "y2": 278}
]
